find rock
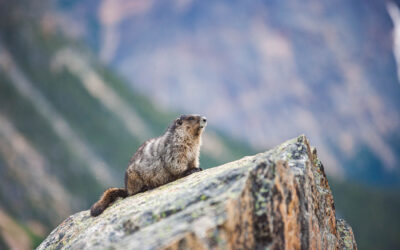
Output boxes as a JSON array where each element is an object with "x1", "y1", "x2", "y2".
[{"x1": 37, "y1": 135, "x2": 357, "y2": 250}]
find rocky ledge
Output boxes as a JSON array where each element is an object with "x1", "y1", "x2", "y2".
[{"x1": 37, "y1": 135, "x2": 357, "y2": 250}]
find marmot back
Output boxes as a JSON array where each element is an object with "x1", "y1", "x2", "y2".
[{"x1": 90, "y1": 114, "x2": 207, "y2": 216}]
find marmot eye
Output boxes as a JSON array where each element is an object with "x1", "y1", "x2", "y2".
[{"x1": 188, "y1": 117, "x2": 194, "y2": 121}]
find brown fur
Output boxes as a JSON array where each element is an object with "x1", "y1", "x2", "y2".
[
  {"x1": 90, "y1": 188, "x2": 128, "y2": 216},
  {"x1": 90, "y1": 115, "x2": 207, "y2": 216}
]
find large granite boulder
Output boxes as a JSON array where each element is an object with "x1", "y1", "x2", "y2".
[{"x1": 37, "y1": 135, "x2": 357, "y2": 249}]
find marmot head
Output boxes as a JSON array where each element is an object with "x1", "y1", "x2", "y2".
[{"x1": 172, "y1": 114, "x2": 207, "y2": 138}]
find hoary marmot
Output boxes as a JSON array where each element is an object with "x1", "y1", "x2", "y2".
[{"x1": 90, "y1": 114, "x2": 207, "y2": 216}]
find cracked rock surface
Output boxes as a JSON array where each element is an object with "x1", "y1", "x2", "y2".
[{"x1": 37, "y1": 135, "x2": 357, "y2": 250}]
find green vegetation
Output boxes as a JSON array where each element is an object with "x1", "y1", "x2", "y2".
[
  {"x1": 0, "y1": 234, "x2": 7, "y2": 250},
  {"x1": 20, "y1": 223, "x2": 45, "y2": 249},
  {"x1": 330, "y1": 178, "x2": 400, "y2": 250},
  {"x1": 0, "y1": 74, "x2": 102, "y2": 200}
]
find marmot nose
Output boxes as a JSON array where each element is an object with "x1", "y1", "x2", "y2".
[{"x1": 202, "y1": 117, "x2": 207, "y2": 123}]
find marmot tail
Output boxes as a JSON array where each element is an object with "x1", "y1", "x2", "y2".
[{"x1": 90, "y1": 188, "x2": 128, "y2": 216}]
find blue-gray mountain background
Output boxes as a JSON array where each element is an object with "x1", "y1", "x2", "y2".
[{"x1": 0, "y1": 0, "x2": 399, "y2": 249}]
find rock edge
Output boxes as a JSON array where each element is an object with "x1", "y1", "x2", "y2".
[{"x1": 38, "y1": 135, "x2": 357, "y2": 250}]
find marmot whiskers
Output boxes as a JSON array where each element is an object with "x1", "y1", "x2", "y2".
[{"x1": 90, "y1": 114, "x2": 207, "y2": 216}]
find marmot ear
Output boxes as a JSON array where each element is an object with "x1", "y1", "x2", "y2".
[{"x1": 176, "y1": 118, "x2": 182, "y2": 126}]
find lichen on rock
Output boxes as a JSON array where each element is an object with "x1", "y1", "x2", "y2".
[{"x1": 37, "y1": 135, "x2": 357, "y2": 250}]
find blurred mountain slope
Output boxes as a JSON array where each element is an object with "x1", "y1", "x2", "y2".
[
  {"x1": 0, "y1": 1, "x2": 253, "y2": 248},
  {"x1": 0, "y1": 1, "x2": 398, "y2": 249},
  {"x1": 57, "y1": 0, "x2": 400, "y2": 186}
]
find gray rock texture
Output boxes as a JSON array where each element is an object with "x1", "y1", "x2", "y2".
[{"x1": 37, "y1": 135, "x2": 357, "y2": 250}]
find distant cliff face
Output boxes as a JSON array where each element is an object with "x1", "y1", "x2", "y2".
[
  {"x1": 57, "y1": 0, "x2": 400, "y2": 185},
  {"x1": 38, "y1": 136, "x2": 357, "y2": 250}
]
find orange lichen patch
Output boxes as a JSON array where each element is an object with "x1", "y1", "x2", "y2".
[
  {"x1": 275, "y1": 161, "x2": 301, "y2": 250},
  {"x1": 222, "y1": 178, "x2": 255, "y2": 249}
]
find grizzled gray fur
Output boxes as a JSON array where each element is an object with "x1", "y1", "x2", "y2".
[{"x1": 90, "y1": 115, "x2": 207, "y2": 216}]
